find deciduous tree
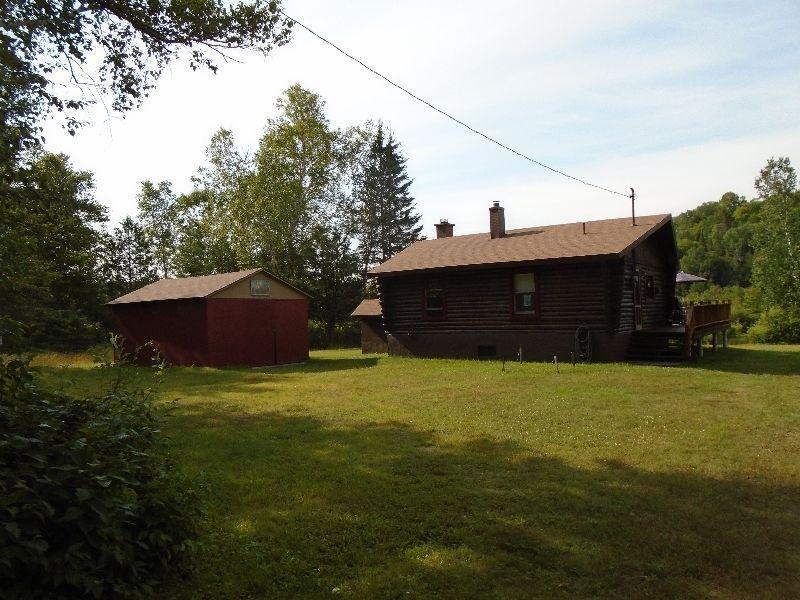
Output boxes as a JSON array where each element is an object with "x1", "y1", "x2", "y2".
[
  {"x1": 752, "y1": 157, "x2": 800, "y2": 312},
  {"x1": 248, "y1": 85, "x2": 344, "y2": 280},
  {"x1": 137, "y1": 180, "x2": 179, "y2": 278}
]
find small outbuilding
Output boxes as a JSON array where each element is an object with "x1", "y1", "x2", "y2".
[
  {"x1": 350, "y1": 299, "x2": 387, "y2": 354},
  {"x1": 108, "y1": 268, "x2": 310, "y2": 367}
]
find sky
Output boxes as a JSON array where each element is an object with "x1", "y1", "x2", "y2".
[{"x1": 41, "y1": 0, "x2": 800, "y2": 238}]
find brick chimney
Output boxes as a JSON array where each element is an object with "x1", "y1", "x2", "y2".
[
  {"x1": 489, "y1": 201, "x2": 505, "y2": 239},
  {"x1": 435, "y1": 219, "x2": 454, "y2": 238}
]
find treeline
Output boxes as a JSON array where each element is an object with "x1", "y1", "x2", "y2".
[
  {"x1": 1, "y1": 85, "x2": 422, "y2": 351},
  {"x1": 674, "y1": 157, "x2": 800, "y2": 342}
]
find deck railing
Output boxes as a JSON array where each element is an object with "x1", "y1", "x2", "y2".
[{"x1": 683, "y1": 301, "x2": 732, "y2": 357}]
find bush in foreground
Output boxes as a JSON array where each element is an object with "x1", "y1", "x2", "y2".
[{"x1": 0, "y1": 355, "x2": 200, "y2": 599}]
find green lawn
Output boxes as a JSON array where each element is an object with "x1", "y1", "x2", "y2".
[{"x1": 35, "y1": 346, "x2": 800, "y2": 598}]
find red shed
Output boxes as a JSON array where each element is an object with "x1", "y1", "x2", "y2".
[{"x1": 108, "y1": 268, "x2": 310, "y2": 367}]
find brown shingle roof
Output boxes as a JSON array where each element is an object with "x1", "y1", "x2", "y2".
[
  {"x1": 369, "y1": 214, "x2": 671, "y2": 275},
  {"x1": 108, "y1": 268, "x2": 310, "y2": 305},
  {"x1": 350, "y1": 299, "x2": 382, "y2": 317}
]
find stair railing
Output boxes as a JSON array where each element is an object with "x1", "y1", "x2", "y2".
[{"x1": 683, "y1": 301, "x2": 732, "y2": 358}]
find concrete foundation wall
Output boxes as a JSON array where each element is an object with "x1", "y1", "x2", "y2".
[{"x1": 387, "y1": 330, "x2": 633, "y2": 362}]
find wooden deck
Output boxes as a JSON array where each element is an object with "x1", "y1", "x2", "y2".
[
  {"x1": 628, "y1": 302, "x2": 732, "y2": 362},
  {"x1": 683, "y1": 301, "x2": 732, "y2": 358}
]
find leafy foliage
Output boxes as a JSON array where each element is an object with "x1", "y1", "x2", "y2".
[
  {"x1": 674, "y1": 191, "x2": 761, "y2": 287},
  {"x1": 0, "y1": 0, "x2": 294, "y2": 353},
  {"x1": 751, "y1": 157, "x2": 800, "y2": 315},
  {"x1": 1, "y1": 85, "x2": 426, "y2": 351},
  {"x1": 748, "y1": 307, "x2": 800, "y2": 343},
  {"x1": 308, "y1": 319, "x2": 360, "y2": 349},
  {"x1": 1, "y1": 0, "x2": 292, "y2": 153},
  {"x1": 0, "y1": 351, "x2": 200, "y2": 599},
  {"x1": 0, "y1": 153, "x2": 109, "y2": 351},
  {"x1": 102, "y1": 216, "x2": 158, "y2": 300},
  {"x1": 137, "y1": 181, "x2": 180, "y2": 279},
  {"x1": 247, "y1": 84, "x2": 345, "y2": 281}
]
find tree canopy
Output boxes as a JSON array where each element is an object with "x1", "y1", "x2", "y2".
[
  {"x1": 674, "y1": 191, "x2": 761, "y2": 287},
  {"x1": 1, "y1": 0, "x2": 292, "y2": 155},
  {"x1": 0, "y1": 153, "x2": 109, "y2": 349}
]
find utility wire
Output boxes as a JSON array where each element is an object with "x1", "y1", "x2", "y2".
[{"x1": 279, "y1": 9, "x2": 631, "y2": 199}]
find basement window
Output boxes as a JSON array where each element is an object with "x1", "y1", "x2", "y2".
[
  {"x1": 425, "y1": 279, "x2": 445, "y2": 317},
  {"x1": 250, "y1": 278, "x2": 270, "y2": 297},
  {"x1": 513, "y1": 272, "x2": 536, "y2": 314}
]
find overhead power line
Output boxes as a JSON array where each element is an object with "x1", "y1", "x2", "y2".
[{"x1": 279, "y1": 9, "x2": 631, "y2": 199}]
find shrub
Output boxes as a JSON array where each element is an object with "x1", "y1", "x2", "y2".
[
  {"x1": 748, "y1": 307, "x2": 800, "y2": 343},
  {"x1": 0, "y1": 354, "x2": 200, "y2": 599},
  {"x1": 309, "y1": 319, "x2": 360, "y2": 349}
]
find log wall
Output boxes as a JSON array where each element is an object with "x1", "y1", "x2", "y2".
[
  {"x1": 379, "y1": 262, "x2": 609, "y2": 335},
  {"x1": 616, "y1": 225, "x2": 677, "y2": 332}
]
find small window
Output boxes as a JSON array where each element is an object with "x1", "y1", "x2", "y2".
[
  {"x1": 513, "y1": 272, "x2": 536, "y2": 314},
  {"x1": 250, "y1": 278, "x2": 270, "y2": 297},
  {"x1": 425, "y1": 279, "x2": 444, "y2": 317}
]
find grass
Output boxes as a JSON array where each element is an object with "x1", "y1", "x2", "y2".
[{"x1": 33, "y1": 345, "x2": 800, "y2": 598}]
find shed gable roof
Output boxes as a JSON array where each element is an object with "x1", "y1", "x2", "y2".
[
  {"x1": 369, "y1": 214, "x2": 672, "y2": 275},
  {"x1": 350, "y1": 299, "x2": 382, "y2": 317},
  {"x1": 108, "y1": 268, "x2": 311, "y2": 305}
]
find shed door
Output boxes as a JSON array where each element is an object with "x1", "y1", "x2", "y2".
[{"x1": 633, "y1": 269, "x2": 643, "y2": 330}]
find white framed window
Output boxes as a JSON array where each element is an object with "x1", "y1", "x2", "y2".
[{"x1": 513, "y1": 272, "x2": 536, "y2": 314}]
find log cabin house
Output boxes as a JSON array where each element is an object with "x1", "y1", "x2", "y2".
[{"x1": 359, "y1": 203, "x2": 730, "y2": 362}]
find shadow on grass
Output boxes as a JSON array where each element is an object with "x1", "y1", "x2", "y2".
[
  {"x1": 259, "y1": 355, "x2": 379, "y2": 374},
  {"x1": 689, "y1": 346, "x2": 800, "y2": 375},
  {"x1": 167, "y1": 407, "x2": 800, "y2": 599},
  {"x1": 184, "y1": 355, "x2": 379, "y2": 377}
]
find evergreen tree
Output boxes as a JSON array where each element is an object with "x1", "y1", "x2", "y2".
[
  {"x1": 304, "y1": 223, "x2": 362, "y2": 344},
  {"x1": 353, "y1": 124, "x2": 422, "y2": 283},
  {"x1": 104, "y1": 217, "x2": 157, "y2": 298}
]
